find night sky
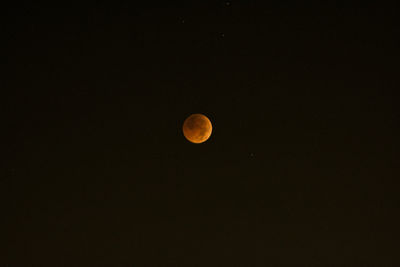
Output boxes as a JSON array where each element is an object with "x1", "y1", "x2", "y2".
[{"x1": 4, "y1": 1, "x2": 400, "y2": 265}]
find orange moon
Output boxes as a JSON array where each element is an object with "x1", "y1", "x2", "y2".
[{"x1": 182, "y1": 114, "x2": 212, "y2": 144}]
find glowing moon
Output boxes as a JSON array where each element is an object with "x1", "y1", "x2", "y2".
[{"x1": 182, "y1": 114, "x2": 212, "y2": 144}]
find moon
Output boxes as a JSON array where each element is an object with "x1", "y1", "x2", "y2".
[{"x1": 182, "y1": 114, "x2": 212, "y2": 144}]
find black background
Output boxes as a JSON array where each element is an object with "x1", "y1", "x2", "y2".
[{"x1": 4, "y1": 1, "x2": 400, "y2": 266}]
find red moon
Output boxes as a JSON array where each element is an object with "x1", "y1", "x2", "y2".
[{"x1": 182, "y1": 114, "x2": 212, "y2": 144}]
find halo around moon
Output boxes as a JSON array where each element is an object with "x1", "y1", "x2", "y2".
[{"x1": 182, "y1": 114, "x2": 212, "y2": 144}]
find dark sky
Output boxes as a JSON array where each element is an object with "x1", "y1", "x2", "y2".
[{"x1": 4, "y1": 1, "x2": 400, "y2": 265}]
